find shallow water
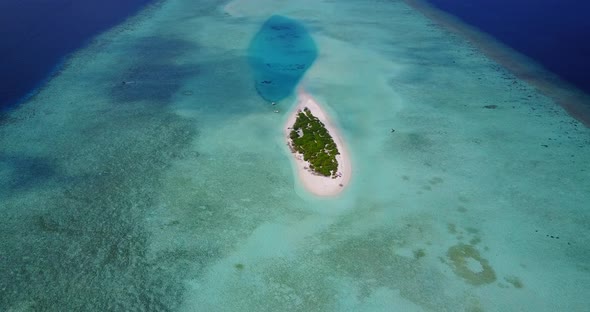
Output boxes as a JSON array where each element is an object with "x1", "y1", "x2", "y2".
[{"x1": 1, "y1": 0, "x2": 589, "y2": 311}]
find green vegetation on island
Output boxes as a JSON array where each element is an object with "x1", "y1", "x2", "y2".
[{"x1": 289, "y1": 107, "x2": 340, "y2": 177}]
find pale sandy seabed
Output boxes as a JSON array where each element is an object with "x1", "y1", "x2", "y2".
[{"x1": 0, "y1": 0, "x2": 589, "y2": 311}]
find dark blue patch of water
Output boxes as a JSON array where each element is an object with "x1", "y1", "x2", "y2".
[
  {"x1": 248, "y1": 15, "x2": 318, "y2": 103},
  {"x1": 0, "y1": 0, "x2": 155, "y2": 110},
  {"x1": 424, "y1": 0, "x2": 590, "y2": 95}
]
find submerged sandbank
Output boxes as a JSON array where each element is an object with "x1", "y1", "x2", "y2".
[{"x1": 284, "y1": 90, "x2": 351, "y2": 197}]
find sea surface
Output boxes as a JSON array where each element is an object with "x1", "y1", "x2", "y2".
[
  {"x1": 1, "y1": 0, "x2": 589, "y2": 311},
  {"x1": 424, "y1": 0, "x2": 590, "y2": 95},
  {"x1": 0, "y1": 0, "x2": 154, "y2": 109}
]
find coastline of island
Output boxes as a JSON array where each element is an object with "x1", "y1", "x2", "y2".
[{"x1": 284, "y1": 89, "x2": 351, "y2": 197}]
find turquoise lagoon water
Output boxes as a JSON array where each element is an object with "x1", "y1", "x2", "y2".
[
  {"x1": 248, "y1": 15, "x2": 317, "y2": 102},
  {"x1": 1, "y1": 0, "x2": 589, "y2": 311}
]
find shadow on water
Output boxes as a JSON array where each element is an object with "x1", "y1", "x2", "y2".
[{"x1": 247, "y1": 15, "x2": 318, "y2": 103}]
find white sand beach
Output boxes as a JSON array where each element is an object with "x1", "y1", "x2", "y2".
[{"x1": 284, "y1": 89, "x2": 352, "y2": 197}]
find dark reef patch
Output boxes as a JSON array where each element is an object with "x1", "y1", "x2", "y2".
[
  {"x1": 447, "y1": 244, "x2": 496, "y2": 285},
  {"x1": 109, "y1": 36, "x2": 200, "y2": 104},
  {"x1": 0, "y1": 154, "x2": 58, "y2": 193}
]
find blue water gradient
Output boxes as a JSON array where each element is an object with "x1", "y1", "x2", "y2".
[
  {"x1": 0, "y1": 0, "x2": 154, "y2": 110},
  {"x1": 247, "y1": 15, "x2": 317, "y2": 103},
  {"x1": 425, "y1": 0, "x2": 590, "y2": 95}
]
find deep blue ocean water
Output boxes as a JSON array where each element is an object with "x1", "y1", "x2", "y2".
[
  {"x1": 247, "y1": 15, "x2": 317, "y2": 103},
  {"x1": 0, "y1": 0, "x2": 154, "y2": 110},
  {"x1": 1, "y1": 1, "x2": 588, "y2": 110},
  {"x1": 425, "y1": 0, "x2": 590, "y2": 95}
]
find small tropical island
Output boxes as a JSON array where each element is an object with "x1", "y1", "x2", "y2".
[
  {"x1": 289, "y1": 107, "x2": 340, "y2": 177},
  {"x1": 285, "y1": 90, "x2": 351, "y2": 196}
]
